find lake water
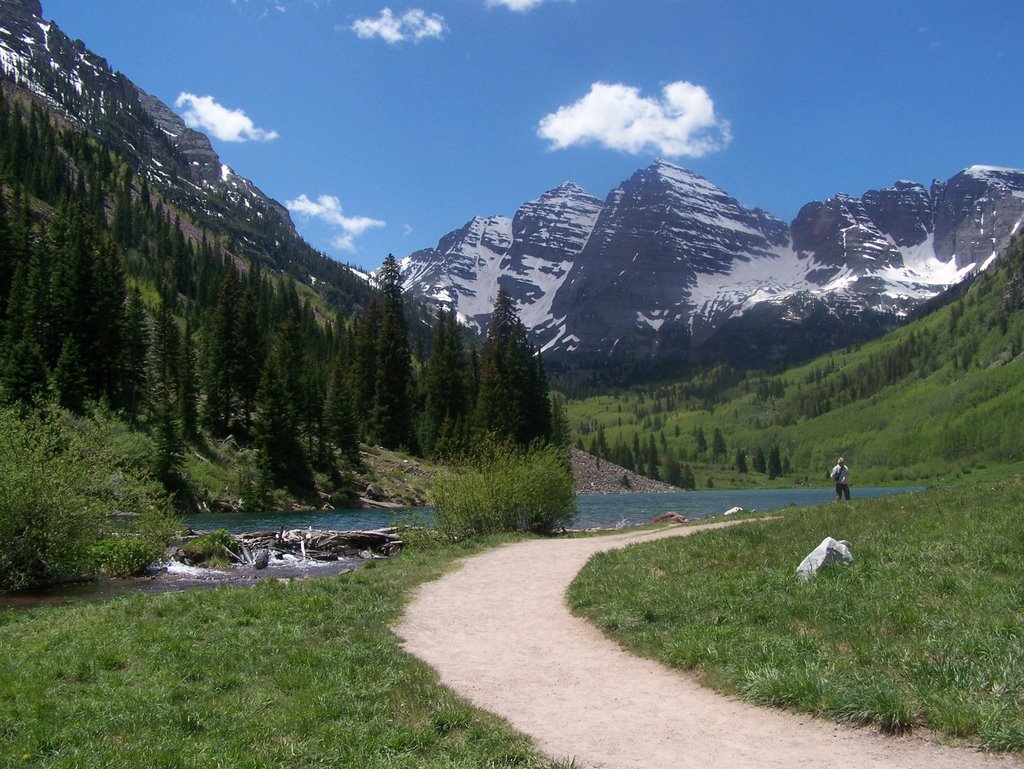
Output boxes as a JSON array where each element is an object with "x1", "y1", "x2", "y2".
[
  {"x1": 186, "y1": 485, "x2": 925, "y2": 533},
  {"x1": 3, "y1": 485, "x2": 923, "y2": 610}
]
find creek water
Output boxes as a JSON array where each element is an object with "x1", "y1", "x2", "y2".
[{"x1": 3, "y1": 485, "x2": 922, "y2": 610}]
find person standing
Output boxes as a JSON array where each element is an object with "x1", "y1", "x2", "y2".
[{"x1": 830, "y1": 457, "x2": 850, "y2": 500}]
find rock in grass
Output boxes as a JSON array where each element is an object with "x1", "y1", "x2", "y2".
[{"x1": 796, "y1": 537, "x2": 853, "y2": 581}]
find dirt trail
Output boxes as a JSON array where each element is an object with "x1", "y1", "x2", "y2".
[{"x1": 395, "y1": 520, "x2": 1023, "y2": 769}]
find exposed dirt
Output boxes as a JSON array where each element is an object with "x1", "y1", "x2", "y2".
[{"x1": 395, "y1": 521, "x2": 1023, "y2": 769}]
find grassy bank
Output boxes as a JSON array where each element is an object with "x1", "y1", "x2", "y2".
[
  {"x1": 567, "y1": 476, "x2": 1024, "y2": 751},
  {"x1": 0, "y1": 534, "x2": 562, "y2": 769}
]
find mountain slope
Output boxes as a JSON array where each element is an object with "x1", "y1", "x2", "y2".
[
  {"x1": 0, "y1": 0, "x2": 374, "y2": 313},
  {"x1": 564, "y1": 231, "x2": 1024, "y2": 486},
  {"x1": 400, "y1": 160, "x2": 1024, "y2": 369}
]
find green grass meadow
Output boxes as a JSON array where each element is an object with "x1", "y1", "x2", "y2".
[
  {"x1": 0, "y1": 534, "x2": 557, "y2": 769},
  {"x1": 568, "y1": 477, "x2": 1024, "y2": 751}
]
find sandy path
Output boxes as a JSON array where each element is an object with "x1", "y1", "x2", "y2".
[{"x1": 395, "y1": 520, "x2": 1023, "y2": 769}]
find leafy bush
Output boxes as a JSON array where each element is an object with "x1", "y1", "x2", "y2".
[
  {"x1": 0, "y1": 405, "x2": 179, "y2": 591},
  {"x1": 91, "y1": 536, "x2": 164, "y2": 578},
  {"x1": 179, "y1": 529, "x2": 239, "y2": 568},
  {"x1": 431, "y1": 439, "x2": 575, "y2": 539}
]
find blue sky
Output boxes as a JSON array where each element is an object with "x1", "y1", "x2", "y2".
[{"x1": 40, "y1": 0, "x2": 1024, "y2": 272}]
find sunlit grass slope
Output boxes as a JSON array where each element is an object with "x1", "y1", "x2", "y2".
[
  {"x1": 566, "y1": 235, "x2": 1024, "y2": 487},
  {"x1": 568, "y1": 477, "x2": 1024, "y2": 750}
]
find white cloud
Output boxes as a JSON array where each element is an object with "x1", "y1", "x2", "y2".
[
  {"x1": 286, "y1": 194, "x2": 386, "y2": 253},
  {"x1": 537, "y1": 81, "x2": 732, "y2": 158},
  {"x1": 485, "y1": 0, "x2": 546, "y2": 11},
  {"x1": 351, "y1": 8, "x2": 446, "y2": 44},
  {"x1": 174, "y1": 93, "x2": 279, "y2": 143}
]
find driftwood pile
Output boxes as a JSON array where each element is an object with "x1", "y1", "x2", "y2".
[
  {"x1": 239, "y1": 528, "x2": 404, "y2": 561},
  {"x1": 181, "y1": 528, "x2": 404, "y2": 570}
]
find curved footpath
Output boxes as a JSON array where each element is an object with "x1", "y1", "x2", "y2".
[{"x1": 395, "y1": 520, "x2": 1024, "y2": 769}]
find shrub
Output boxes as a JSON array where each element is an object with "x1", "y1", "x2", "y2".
[
  {"x1": 0, "y1": 405, "x2": 178, "y2": 591},
  {"x1": 91, "y1": 536, "x2": 164, "y2": 578},
  {"x1": 179, "y1": 529, "x2": 239, "y2": 568},
  {"x1": 431, "y1": 440, "x2": 576, "y2": 539}
]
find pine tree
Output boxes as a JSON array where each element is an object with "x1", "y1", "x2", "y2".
[
  {"x1": 768, "y1": 444, "x2": 783, "y2": 480},
  {"x1": 752, "y1": 446, "x2": 767, "y2": 474},
  {"x1": 371, "y1": 255, "x2": 414, "y2": 450},
  {"x1": 2, "y1": 334, "x2": 47, "y2": 404},
  {"x1": 734, "y1": 448, "x2": 748, "y2": 473},
  {"x1": 324, "y1": 358, "x2": 360, "y2": 466},
  {"x1": 693, "y1": 425, "x2": 708, "y2": 457},
  {"x1": 548, "y1": 393, "x2": 571, "y2": 448},
  {"x1": 178, "y1": 318, "x2": 198, "y2": 440},
  {"x1": 118, "y1": 288, "x2": 149, "y2": 420},
  {"x1": 711, "y1": 427, "x2": 727, "y2": 462},
  {"x1": 475, "y1": 287, "x2": 550, "y2": 447},
  {"x1": 421, "y1": 310, "x2": 469, "y2": 456},
  {"x1": 254, "y1": 356, "x2": 310, "y2": 490},
  {"x1": 52, "y1": 335, "x2": 87, "y2": 412}
]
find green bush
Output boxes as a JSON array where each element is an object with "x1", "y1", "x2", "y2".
[
  {"x1": 91, "y1": 536, "x2": 164, "y2": 578},
  {"x1": 0, "y1": 405, "x2": 178, "y2": 591},
  {"x1": 179, "y1": 529, "x2": 239, "y2": 568},
  {"x1": 430, "y1": 440, "x2": 576, "y2": 539}
]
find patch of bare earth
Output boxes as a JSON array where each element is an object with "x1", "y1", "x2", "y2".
[{"x1": 395, "y1": 521, "x2": 1023, "y2": 769}]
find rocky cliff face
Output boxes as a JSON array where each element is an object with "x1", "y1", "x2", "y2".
[
  {"x1": 400, "y1": 160, "x2": 1024, "y2": 368},
  {"x1": 399, "y1": 182, "x2": 603, "y2": 335},
  {"x1": 0, "y1": 0, "x2": 293, "y2": 254}
]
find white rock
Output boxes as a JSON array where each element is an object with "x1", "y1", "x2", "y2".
[
  {"x1": 723, "y1": 506, "x2": 744, "y2": 516},
  {"x1": 796, "y1": 537, "x2": 853, "y2": 581}
]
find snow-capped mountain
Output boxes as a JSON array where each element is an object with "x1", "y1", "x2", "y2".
[
  {"x1": 0, "y1": 0, "x2": 380, "y2": 314},
  {"x1": 400, "y1": 160, "x2": 1024, "y2": 367},
  {"x1": 0, "y1": 0, "x2": 290, "y2": 232},
  {"x1": 399, "y1": 182, "x2": 603, "y2": 335}
]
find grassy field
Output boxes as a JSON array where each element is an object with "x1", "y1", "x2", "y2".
[
  {"x1": 567, "y1": 476, "x2": 1024, "y2": 751},
  {"x1": 0, "y1": 533, "x2": 566, "y2": 769}
]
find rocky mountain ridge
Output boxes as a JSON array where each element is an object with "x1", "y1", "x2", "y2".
[
  {"x1": 400, "y1": 160, "x2": 1024, "y2": 368},
  {"x1": 0, "y1": 0, "x2": 377, "y2": 315}
]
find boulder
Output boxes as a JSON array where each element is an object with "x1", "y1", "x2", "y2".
[
  {"x1": 253, "y1": 549, "x2": 271, "y2": 570},
  {"x1": 796, "y1": 537, "x2": 853, "y2": 581}
]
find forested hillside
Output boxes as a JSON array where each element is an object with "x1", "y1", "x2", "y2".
[
  {"x1": 0, "y1": 84, "x2": 561, "y2": 515},
  {"x1": 567, "y1": 233, "x2": 1024, "y2": 488}
]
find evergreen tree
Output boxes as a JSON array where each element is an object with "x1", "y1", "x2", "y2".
[
  {"x1": 693, "y1": 425, "x2": 708, "y2": 457},
  {"x1": 734, "y1": 448, "x2": 748, "y2": 473},
  {"x1": 254, "y1": 356, "x2": 310, "y2": 490},
  {"x1": 351, "y1": 297, "x2": 380, "y2": 436},
  {"x1": 711, "y1": 427, "x2": 727, "y2": 462},
  {"x1": 371, "y1": 255, "x2": 415, "y2": 450},
  {"x1": 119, "y1": 288, "x2": 149, "y2": 420},
  {"x1": 324, "y1": 357, "x2": 360, "y2": 466},
  {"x1": 548, "y1": 393, "x2": 571, "y2": 449},
  {"x1": 752, "y1": 446, "x2": 767, "y2": 474},
  {"x1": 201, "y1": 266, "x2": 243, "y2": 435},
  {"x1": 177, "y1": 318, "x2": 198, "y2": 440},
  {"x1": 768, "y1": 443, "x2": 783, "y2": 480},
  {"x1": 421, "y1": 310, "x2": 469, "y2": 456},
  {"x1": 1, "y1": 334, "x2": 46, "y2": 404},
  {"x1": 476, "y1": 287, "x2": 550, "y2": 447},
  {"x1": 52, "y1": 335, "x2": 87, "y2": 412}
]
